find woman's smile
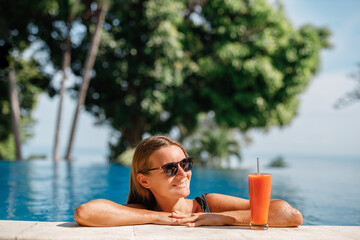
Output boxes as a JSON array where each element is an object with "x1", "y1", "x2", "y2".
[{"x1": 173, "y1": 179, "x2": 188, "y2": 188}]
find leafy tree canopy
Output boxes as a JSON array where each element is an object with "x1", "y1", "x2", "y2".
[
  {"x1": 0, "y1": 58, "x2": 49, "y2": 160},
  {"x1": 0, "y1": 0, "x2": 331, "y2": 162},
  {"x1": 192, "y1": 0, "x2": 331, "y2": 130},
  {"x1": 82, "y1": 0, "x2": 330, "y2": 159},
  {"x1": 0, "y1": 0, "x2": 52, "y2": 159}
]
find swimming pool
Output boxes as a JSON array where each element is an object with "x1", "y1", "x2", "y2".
[{"x1": 1, "y1": 155, "x2": 359, "y2": 225}]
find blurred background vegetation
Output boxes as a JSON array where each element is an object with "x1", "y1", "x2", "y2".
[{"x1": 0, "y1": 0, "x2": 331, "y2": 167}]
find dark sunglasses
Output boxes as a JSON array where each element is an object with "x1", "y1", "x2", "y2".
[{"x1": 140, "y1": 157, "x2": 194, "y2": 177}]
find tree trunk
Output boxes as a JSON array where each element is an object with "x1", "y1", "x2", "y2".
[
  {"x1": 65, "y1": 3, "x2": 109, "y2": 161},
  {"x1": 53, "y1": 21, "x2": 72, "y2": 162},
  {"x1": 122, "y1": 115, "x2": 145, "y2": 148},
  {"x1": 8, "y1": 65, "x2": 22, "y2": 160}
]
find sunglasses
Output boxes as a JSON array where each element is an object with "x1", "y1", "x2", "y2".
[{"x1": 140, "y1": 157, "x2": 194, "y2": 177}]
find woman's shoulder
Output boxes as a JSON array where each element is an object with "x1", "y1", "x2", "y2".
[{"x1": 204, "y1": 193, "x2": 232, "y2": 201}]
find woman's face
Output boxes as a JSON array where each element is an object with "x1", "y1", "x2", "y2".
[{"x1": 143, "y1": 145, "x2": 192, "y2": 201}]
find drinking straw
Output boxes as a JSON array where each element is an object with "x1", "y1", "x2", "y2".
[{"x1": 257, "y1": 157, "x2": 259, "y2": 174}]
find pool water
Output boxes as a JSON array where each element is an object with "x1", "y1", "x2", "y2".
[{"x1": 0, "y1": 155, "x2": 359, "y2": 225}]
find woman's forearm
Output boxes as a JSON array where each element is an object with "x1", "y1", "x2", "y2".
[
  {"x1": 74, "y1": 199, "x2": 302, "y2": 227},
  {"x1": 74, "y1": 199, "x2": 174, "y2": 226},
  {"x1": 221, "y1": 199, "x2": 303, "y2": 227}
]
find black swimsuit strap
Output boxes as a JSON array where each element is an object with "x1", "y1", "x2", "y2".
[{"x1": 195, "y1": 193, "x2": 211, "y2": 213}]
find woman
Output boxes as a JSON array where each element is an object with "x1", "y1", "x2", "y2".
[{"x1": 74, "y1": 135, "x2": 303, "y2": 227}]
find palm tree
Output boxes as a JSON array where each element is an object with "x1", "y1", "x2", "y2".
[
  {"x1": 65, "y1": 0, "x2": 110, "y2": 161},
  {"x1": 8, "y1": 64, "x2": 22, "y2": 160},
  {"x1": 53, "y1": 17, "x2": 72, "y2": 162},
  {"x1": 202, "y1": 128, "x2": 241, "y2": 167},
  {"x1": 185, "y1": 113, "x2": 242, "y2": 168}
]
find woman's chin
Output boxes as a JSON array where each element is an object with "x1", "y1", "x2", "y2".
[{"x1": 171, "y1": 187, "x2": 190, "y2": 198}]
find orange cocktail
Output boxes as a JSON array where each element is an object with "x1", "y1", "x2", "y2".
[{"x1": 248, "y1": 173, "x2": 272, "y2": 229}]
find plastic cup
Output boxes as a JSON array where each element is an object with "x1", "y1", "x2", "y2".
[{"x1": 248, "y1": 173, "x2": 272, "y2": 230}]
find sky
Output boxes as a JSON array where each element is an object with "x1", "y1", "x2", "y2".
[
  {"x1": 23, "y1": 0, "x2": 360, "y2": 161},
  {"x1": 244, "y1": 0, "x2": 360, "y2": 160}
]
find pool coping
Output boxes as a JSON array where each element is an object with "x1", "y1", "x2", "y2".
[{"x1": 0, "y1": 220, "x2": 359, "y2": 240}]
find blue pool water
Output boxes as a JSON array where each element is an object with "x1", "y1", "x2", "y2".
[{"x1": 0, "y1": 155, "x2": 359, "y2": 225}]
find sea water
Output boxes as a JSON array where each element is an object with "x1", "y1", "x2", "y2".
[{"x1": 0, "y1": 155, "x2": 359, "y2": 225}]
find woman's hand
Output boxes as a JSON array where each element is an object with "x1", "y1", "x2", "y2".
[
  {"x1": 268, "y1": 199, "x2": 303, "y2": 227},
  {"x1": 153, "y1": 212, "x2": 180, "y2": 225},
  {"x1": 171, "y1": 211, "x2": 235, "y2": 227}
]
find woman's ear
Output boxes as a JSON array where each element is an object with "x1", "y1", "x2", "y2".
[{"x1": 137, "y1": 173, "x2": 150, "y2": 189}]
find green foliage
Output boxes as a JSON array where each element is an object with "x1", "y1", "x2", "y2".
[
  {"x1": 79, "y1": 0, "x2": 330, "y2": 160},
  {"x1": 184, "y1": 113, "x2": 242, "y2": 168},
  {"x1": 0, "y1": 0, "x2": 331, "y2": 163},
  {"x1": 0, "y1": 0, "x2": 52, "y2": 159},
  {"x1": 115, "y1": 147, "x2": 135, "y2": 166},
  {"x1": 82, "y1": 0, "x2": 199, "y2": 159},
  {"x1": 191, "y1": 0, "x2": 331, "y2": 131},
  {"x1": 0, "y1": 134, "x2": 16, "y2": 160},
  {"x1": 0, "y1": 59, "x2": 50, "y2": 160},
  {"x1": 26, "y1": 154, "x2": 47, "y2": 160},
  {"x1": 268, "y1": 155, "x2": 287, "y2": 168},
  {"x1": 0, "y1": 0, "x2": 78, "y2": 160}
]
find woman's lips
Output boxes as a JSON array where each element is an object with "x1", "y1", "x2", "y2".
[{"x1": 173, "y1": 180, "x2": 187, "y2": 187}]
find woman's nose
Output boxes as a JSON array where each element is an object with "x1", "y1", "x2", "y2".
[{"x1": 176, "y1": 164, "x2": 187, "y2": 177}]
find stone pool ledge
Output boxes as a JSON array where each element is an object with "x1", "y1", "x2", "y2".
[{"x1": 0, "y1": 220, "x2": 359, "y2": 240}]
